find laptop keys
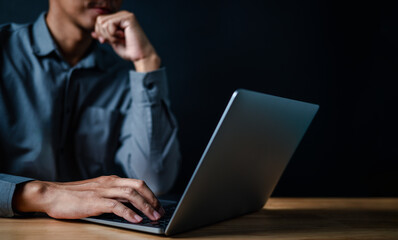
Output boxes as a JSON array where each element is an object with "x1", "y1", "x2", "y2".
[{"x1": 90, "y1": 204, "x2": 176, "y2": 228}]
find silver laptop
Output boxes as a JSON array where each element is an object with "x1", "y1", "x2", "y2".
[{"x1": 83, "y1": 89, "x2": 319, "y2": 235}]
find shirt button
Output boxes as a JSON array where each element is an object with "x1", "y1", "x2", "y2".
[{"x1": 146, "y1": 82, "x2": 155, "y2": 90}]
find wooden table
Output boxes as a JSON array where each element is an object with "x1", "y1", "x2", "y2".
[{"x1": 1, "y1": 198, "x2": 397, "y2": 239}]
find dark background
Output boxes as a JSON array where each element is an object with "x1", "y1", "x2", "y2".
[{"x1": 1, "y1": 0, "x2": 397, "y2": 197}]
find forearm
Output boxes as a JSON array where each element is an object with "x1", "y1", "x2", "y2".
[
  {"x1": 10, "y1": 176, "x2": 165, "y2": 222},
  {"x1": 128, "y1": 101, "x2": 181, "y2": 193},
  {"x1": 115, "y1": 69, "x2": 181, "y2": 195}
]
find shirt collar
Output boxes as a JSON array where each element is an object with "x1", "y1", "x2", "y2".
[
  {"x1": 32, "y1": 12, "x2": 106, "y2": 71},
  {"x1": 32, "y1": 12, "x2": 57, "y2": 57}
]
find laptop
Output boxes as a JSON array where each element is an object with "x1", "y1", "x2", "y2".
[{"x1": 82, "y1": 89, "x2": 319, "y2": 235}]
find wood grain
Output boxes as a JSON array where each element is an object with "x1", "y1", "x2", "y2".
[{"x1": 1, "y1": 198, "x2": 397, "y2": 240}]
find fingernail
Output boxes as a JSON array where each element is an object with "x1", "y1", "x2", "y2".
[
  {"x1": 134, "y1": 215, "x2": 143, "y2": 222},
  {"x1": 153, "y1": 210, "x2": 161, "y2": 220}
]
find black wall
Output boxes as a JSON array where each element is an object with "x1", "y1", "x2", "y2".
[{"x1": 1, "y1": 0, "x2": 397, "y2": 196}]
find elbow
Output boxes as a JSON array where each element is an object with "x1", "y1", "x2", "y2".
[
  {"x1": 147, "y1": 151, "x2": 181, "y2": 196},
  {"x1": 146, "y1": 168, "x2": 179, "y2": 196}
]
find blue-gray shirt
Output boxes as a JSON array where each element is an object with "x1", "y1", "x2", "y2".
[{"x1": 0, "y1": 13, "x2": 181, "y2": 217}]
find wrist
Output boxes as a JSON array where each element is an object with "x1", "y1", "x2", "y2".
[
  {"x1": 133, "y1": 52, "x2": 161, "y2": 72},
  {"x1": 12, "y1": 180, "x2": 49, "y2": 214}
]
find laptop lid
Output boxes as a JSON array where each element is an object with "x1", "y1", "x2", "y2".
[{"x1": 165, "y1": 89, "x2": 319, "y2": 235}]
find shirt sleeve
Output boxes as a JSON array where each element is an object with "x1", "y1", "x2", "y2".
[
  {"x1": 115, "y1": 67, "x2": 181, "y2": 195},
  {"x1": 0, "y1": 174, "x2": 33, "y2": 217}
]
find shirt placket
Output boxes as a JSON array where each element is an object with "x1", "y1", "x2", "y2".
[{"x1": 57, "y1": 66, "x2": 78, "y2": 180}]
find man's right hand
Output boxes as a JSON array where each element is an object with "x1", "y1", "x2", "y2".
[{"x1": 12, "y1": 175, "x2": 165, "y2": 223}]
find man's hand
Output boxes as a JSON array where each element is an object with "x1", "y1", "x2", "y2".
[
  {"x1": 91, "y1": 11, "x2": 161, "y2": 72},
  {"x1": 12, "y1": 175, "x2": 165, "y2": 223}
]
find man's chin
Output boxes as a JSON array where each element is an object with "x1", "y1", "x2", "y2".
[
  {"x1": 79, "y1": 18, "x2": 97, "y2": 32},
  {"x1": 78, "y1": 24, "x2": 95, "y2": 36}
]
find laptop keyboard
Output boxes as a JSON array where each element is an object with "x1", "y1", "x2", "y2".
[{"x1": 90, "y1": 203, "x2": 176, "y2": 229}]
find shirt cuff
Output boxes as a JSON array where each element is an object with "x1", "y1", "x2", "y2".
[
  {"x1": 0, "y1": 174, "x2": 34, "y2": 217},
  {"x1": 129, "y1": 67, "x2": 169, "y2": 104}
]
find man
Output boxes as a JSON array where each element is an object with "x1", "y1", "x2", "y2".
[{"x1": 0, "y1": 0, "x2": 181, "y2": 223}]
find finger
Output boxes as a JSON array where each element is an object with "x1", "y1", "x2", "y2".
[
  {"x1": 91, "y1": 31, "x2": 107, "y2": 44},
  {"x1": 101, "y1": 187, "x2": 162, "y2": 221},
  {"x1": 115, "y1": 29, "x2": 125, "y2": 39},
  {"x1": 97, "y1": 27, "x2": 114, "y2": 43},
  {"x1": 114, "y1": 179, "x2": 163, "y2": 213},
  {"x1": 96, "y1": 16, "x2": 119, "y2": 44},
  {"x1": 95, "y1": 19, "x2": 110, "y2": 43},
  {"x1": 94, "y1": 22, "x2": 105, "y2": 43},
  {"x1": 102, "y1": 199, "x2": 143, "y2": 223},
  {"x1": 105, "y1": 21, "x2": 120, "y2": 42},
  {"x1": 101, "y1": 21, "x2": 123, "y2": 43},
  {"x1": 91, "y1": 31, "x2": 98, "y2": 39}
]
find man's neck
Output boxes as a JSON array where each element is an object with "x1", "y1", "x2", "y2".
[{"x1": 46, "y1": 11, "x2": 93, "y2": 67}]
